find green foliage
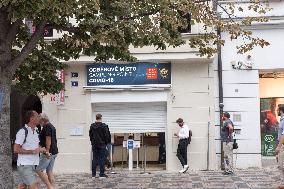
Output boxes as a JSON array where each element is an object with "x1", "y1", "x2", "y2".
[
  {"x1": 14, "y1": 49, "x2": 66, "y2": 95},
  {"x1": 0, "y1": 0, "x2": 271, "y2": 94}
]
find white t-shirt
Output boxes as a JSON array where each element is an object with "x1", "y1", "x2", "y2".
[
  {"x1": 15, "y1": 125, "x2": 40, "y2": 166},
  {"x1": 178, "y1": 124, "x2": 189, "y2": 139}
]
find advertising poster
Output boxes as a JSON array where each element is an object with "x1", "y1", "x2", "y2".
[
  {"x1": 86, "y1": 63, "x2": 171, "y2": 86},
  {"x1": 260, "y1": 98, "x2": 284, "y2": 156}
]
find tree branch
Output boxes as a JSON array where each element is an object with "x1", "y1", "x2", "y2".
[
  {"x1": 217, "y1": 3, "x2": 237, "y2": 23},
  {"x1": 10, "y1": 20, "x2": 47, "y2": 73}
]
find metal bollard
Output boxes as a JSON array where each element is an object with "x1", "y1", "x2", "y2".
[
  {"x1": 140, "y1": 144, "x2": 150, "y2": 174},
  {"x1": 121, "y1": 145, "x2": 124, "y2": 170},
  {"x1": 136, "y1": 148, "x2": 139, "y2": 169},
  {"x1": 110, "y1": 144, "x2": 116, "y2": 174}
]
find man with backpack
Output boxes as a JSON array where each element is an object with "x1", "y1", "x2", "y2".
[
  {"x1": 14, "y1": 110, "x2": 46, "y2": 189},
  {"x1": 89, "y1": 113, "x2": 111, "y2": 178},
  {"x1": 174, "y1": 118, "x2": 190, "y2": 173},
  {"x1": 221, "y1": 112, "x2": 234, "y2": 175}
]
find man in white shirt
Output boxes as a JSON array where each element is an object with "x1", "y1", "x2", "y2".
[
  {"x1": 14, "y1": 110, "x2": 46, "y2": 189},
  {"x1": 174, "y1": 118, "x2": 190, "y2": 173}
]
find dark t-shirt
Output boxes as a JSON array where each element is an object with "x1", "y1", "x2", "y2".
[
  {"x1": 221, "y1": 119, "x2": 234, "y2": 142},
  {"x1": 39, "y1": 123, "x2": 58, "y2": 155}
]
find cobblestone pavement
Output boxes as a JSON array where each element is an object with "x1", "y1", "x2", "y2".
[{"x1": 13, "y1": 165, "x2": 283, "y2": 189}]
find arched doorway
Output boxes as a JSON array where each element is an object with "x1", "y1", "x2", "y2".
[
  {"x1": 10, "y1": 90, "x2": 42, "y2": 143},
  {"x1": 21, "y1": 95, "x2": 42, "y2": 125}
]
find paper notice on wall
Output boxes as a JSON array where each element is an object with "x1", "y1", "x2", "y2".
[
  {"x1": 134, "y1": 141, "x2": 140, "y2": 148},
  {"x1": 70, "y1": 127, "x2": 84, "y2": 136},
  {"x1": 123, "y1": 140, "x2": 127, "y2": 148}
]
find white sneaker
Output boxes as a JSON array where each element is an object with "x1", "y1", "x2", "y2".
[
  {"x1": 179, "y1": 168, "x2": 185, "y2": 173},
  {"x1": 183, "y1": 165, "x2": 189, "y2": 173}
]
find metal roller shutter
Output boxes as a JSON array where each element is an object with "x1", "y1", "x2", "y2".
[{"x1": 93, "y1": 102, "x2": 166, "y2": 133}]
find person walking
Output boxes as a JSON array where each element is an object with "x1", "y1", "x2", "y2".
[
  {"x1": 89, "y1": 113, "x2": 111, "y2": 178},
  {"x1": 14, "y1": 110, "x2": 46, "y2": 189},
  {"x1": 276, "y1": 105, "x2": 284, "y2": 189},
  {"x1": 221, "y1": 112, "x2": 234, "y2": 175},
  {"x1": 36, "y1": 113, "x2": 58, "y2": 189},
  {"x1": 174, "y1": 118, "x2": 190, "y2": 173}
]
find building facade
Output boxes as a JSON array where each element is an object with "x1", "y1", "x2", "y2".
[
  {"x1": 17, "y1": 1, "x2": 283, "y2": 173},
  {"x1": 41, "y1": 44, "x2": 217, "y2": 173},
  {"x1": 216, "y1": 1, "x2": 284, "y2": 168}
]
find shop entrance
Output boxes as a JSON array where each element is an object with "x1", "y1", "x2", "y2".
[
  {"x1": 259, "y1": 72, "x2": 284, "y2": 157},
  {"x1": 111, "y1": 132, "x2": 166, "y2": 170},
  {"x1": 93, "y1": 101, "x2": 167, "y2": 170}
]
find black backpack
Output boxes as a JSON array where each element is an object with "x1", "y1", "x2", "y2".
[
  {"x1": 12, "y1": 127, "x2": 28, "y2": 167},
  {"x1": 188, "y1": 130, "x2": 193, "y2": 144}
]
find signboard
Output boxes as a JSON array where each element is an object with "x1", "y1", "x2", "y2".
[
  {"x1": 70, "y1": 127, "x2": 84, "y2": 136},
  {"x1": 127, "y1": 139, "x2": 134, "y2": 150},
  {"x1": 262, "y1": 133, "x2": 277, "y2": 156},
  {"x1": 260, "y1": 98, "x2": 284, "y2": 156},
  {"x1": 51, "y1": 70, "x2": 65, "y2": 105},
  {"x1": 134, "y1": 141, "x2": 140, "y2": 148},
  {"x1": 86, "y1": 63, "x2": 171, "y2": 86}
]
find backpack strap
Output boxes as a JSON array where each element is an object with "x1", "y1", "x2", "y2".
[{"x1": 22, "y1": 126, "x2": 28, "y2": 144}]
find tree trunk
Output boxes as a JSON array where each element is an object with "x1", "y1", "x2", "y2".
[{"x1": 0, "y1": 69, "x2": 13, "y2": 188}]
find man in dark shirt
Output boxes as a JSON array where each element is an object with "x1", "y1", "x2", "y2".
[
  {"x1": 221, "y1": 112, "x2": 234, "y2": 175},
  {"x1": 36, "y1": 113, "x2": 58, "y2": 189},
  {"x1": 89, "y1": 113, "x2": 111, "y2": 178}
]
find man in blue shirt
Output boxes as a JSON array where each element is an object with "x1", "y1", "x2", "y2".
[
  {"x1": 221, "y1": 112, "x2": 234, "y2": 175},
  {"x1": 276, "y1": 105, "x2": 284, "y2": 188}
]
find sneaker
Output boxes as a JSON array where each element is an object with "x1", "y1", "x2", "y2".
[
  {"x1": 222, "y1": 171, "x2": 233, "y2": 175},
  {"x1": 99, "y1": 174, "x2": 108, "y2": 179},
  {"x1": 178, "y1": 168, "x2": 185, "y2": 173},
  {"x1": 183, "y1": 165, "x2": 189, "y2": 173}
]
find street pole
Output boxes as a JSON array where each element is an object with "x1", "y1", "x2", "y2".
[{"x1": 213, "y1": 0, "x2": 225, "y2": 170}]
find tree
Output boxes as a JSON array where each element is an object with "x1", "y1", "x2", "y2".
[{"x1": 0, "y1": 0, "x2": 270, "y2": 187}]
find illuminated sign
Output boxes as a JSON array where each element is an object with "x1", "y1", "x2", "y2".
[{"x1": 86, "y1": 63, "x2": 171, "y2": 86}]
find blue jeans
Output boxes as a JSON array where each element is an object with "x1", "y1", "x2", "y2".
[{"x1": 92, "y1": 146, "x2": 107, "y2": 176}]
